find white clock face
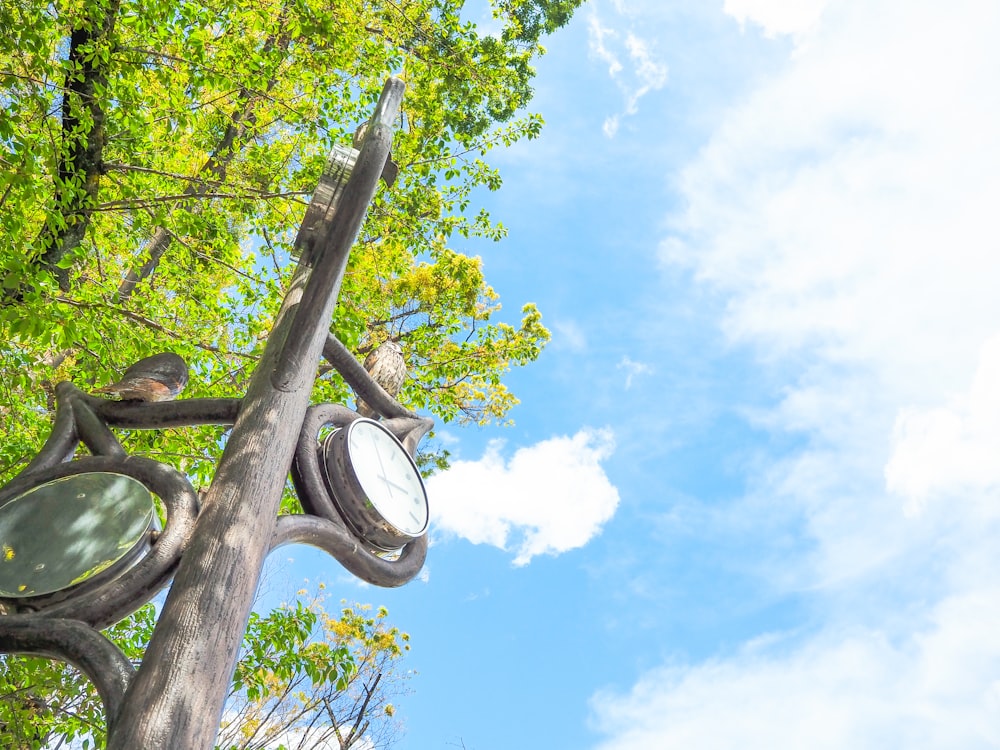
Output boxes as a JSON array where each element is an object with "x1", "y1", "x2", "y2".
[{"x1": 347, "y1": 420, "x2": 428, "y2": 537}]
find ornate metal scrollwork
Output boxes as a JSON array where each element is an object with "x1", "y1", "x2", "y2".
[
  {"x1": 0, "y1": 384, "x2": 202, "y2": 628},
  {"x1": 0, "y1": 333, "x2": 432, "y2": 730}
]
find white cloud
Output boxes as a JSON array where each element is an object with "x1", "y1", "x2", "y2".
[
  {"x1": 587, "y1": 8, "x2": 668, "y2": 137},
  {"x1": 435, "y1": 430, "x2": 460, "y2": 447},
  {"x1": 592, "y1": 588, "x2": 1000, "y2": 749},
  {"x1": 663, "y1": 0, "x2": 1000, "y2": 436},
  {"x1": 588, "y1": 14, "x2": 623, "y2": 77},
  {"x1": 723, "y1": 0, "x2": 829, "y2": 38},
  {"x1": 616, "y1": 356, "x2": 652, "y2": 389},
  {"x1": 601, "y1": 0, "x2": 1000, "y2": 744},
  {"x1": 886, "y1": 334, "x2": 1000, "y2": 516},
  {"x1": 623, "y1": 33, "x2": 668, "y2": 114},
  {"x1": 426, "y1": 429, "x2": 620, "y2": 565},
  {"x1": 602, "y1": 115, "x2": 620, "y2": 139}
]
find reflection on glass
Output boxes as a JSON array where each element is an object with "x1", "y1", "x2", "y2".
[{"x1": 0, "y1": 472, "x2": 154, "y2": 598}]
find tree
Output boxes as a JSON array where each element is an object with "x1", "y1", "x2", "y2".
[
  {"x1": 223, "y1": 599, "x2": 409, "y2": 750},
  {"x1": 0, "y1": 0, "x2": 582, "y2": 743},
  {"x1": 0, "y1": 596, "x2": 156, "y2": 749},
  {"x1": 0, "y1": 592, "x2": 411, "y2": 749},
  {"x1": 0, "y1": 0, "x2": 583, "y2": 488}
]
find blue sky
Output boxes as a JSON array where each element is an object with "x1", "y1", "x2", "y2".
[{"x1": 277, "y1": 1, "x2": 1000, "y2": 747}]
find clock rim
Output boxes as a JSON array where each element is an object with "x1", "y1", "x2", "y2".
[
  {"x1": 319, "y1": 418, "x2": 428, "y2": 550},
  {"x1": 346, "y1": 419, "x2": 429, "y2": 535}
]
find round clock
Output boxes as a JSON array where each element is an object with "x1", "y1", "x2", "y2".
[{"x1": 320, "y1": 418, "x2": 428, "y2": 551}]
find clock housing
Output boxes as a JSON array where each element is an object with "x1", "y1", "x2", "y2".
[{"x1": 320, "y1": 418, "x2": 428, "y2": 551}]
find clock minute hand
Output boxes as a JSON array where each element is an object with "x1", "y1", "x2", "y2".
[
  {"x1": 366, "y1": 432, "x2": 400, "y2": 498},
  {"x1": 369, "y1": 431, "x2": 390, "y2": 474}
]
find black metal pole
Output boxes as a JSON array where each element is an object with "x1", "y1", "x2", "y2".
[{"x1": 105, "y1": 78, "x2": 405, "y2": 749}]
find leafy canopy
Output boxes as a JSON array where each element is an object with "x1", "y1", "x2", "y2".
[
  {"x1": 0, "y1": 0, "x2": 582, "y2": 744},
  {"x1": 0, "y1": 0, "x2": 583, "y2": 486}
]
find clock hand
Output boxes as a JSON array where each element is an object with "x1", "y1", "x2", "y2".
[
  {"x1": 369, "y1": 431, "x2": 389, "y2": 476},
  {"x1": 369, "y1": 433, "x2": 392, "y2": 484},
  {"x1": 366, "y1": 433, "x2": 401, "y2": 499},
  {"x1": 377, "y1": 474, "x2": 413, "y2": 495}
]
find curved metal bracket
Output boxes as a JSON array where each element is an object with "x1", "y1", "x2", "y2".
[
  {"x1": 0, "y1": 616, "x2": 135, "y2": 731},
  {"x1": 271, "y1": 516, "x2": 427, "y2": 587},
  {"x1": 0, "y1": 455, "x2": 199, "y2": 629},
  {"x1": 290, "y1": 402, "x2": 431, "y2": 586}
]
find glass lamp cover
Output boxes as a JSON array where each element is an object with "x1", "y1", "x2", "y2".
[{"x1": 0, "y1": 472, "x2": 154, "y2": 598}]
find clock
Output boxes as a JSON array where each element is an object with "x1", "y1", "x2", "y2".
[{"x1": 319, "y1": 418, "x2": 428, "y2": 551}]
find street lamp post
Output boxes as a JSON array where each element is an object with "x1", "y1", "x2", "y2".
[{"x1": 0, "y1": 77, "x2": 430, "y2": 748}]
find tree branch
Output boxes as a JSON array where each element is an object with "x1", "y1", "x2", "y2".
[
  {"x1": 33, "y1": 0, "x2": 123, "y2": 289},
  {"x1": 342, "y1": 673, "x2": 381, "y2": 749},
  {"x1": 94, "y1": 189, "x2": 307, "y2": 211},
  {"x1": 52, "y1": 296, "x2": 259, "y2": 360},
  {"x1": 116, "y1": 27, "x2": 292, "y2": 302}
]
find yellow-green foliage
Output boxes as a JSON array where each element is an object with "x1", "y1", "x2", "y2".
[{"x1": 0, "y1": 0, "x2": 579, "y2": 486}]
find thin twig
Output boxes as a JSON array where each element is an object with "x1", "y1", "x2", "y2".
[
  {"x1": 53, "y1": 296, "x2": 258, "y2": 360},
  {"x1": 94, "y1": 189, "x2": 309, "y2": 211}
]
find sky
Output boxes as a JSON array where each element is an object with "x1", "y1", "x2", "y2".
[{"x1": 275, "y1": 1, "x2": 1000, "y2": 748}]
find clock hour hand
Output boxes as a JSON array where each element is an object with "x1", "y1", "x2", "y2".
[{"x1": 378, "y1": 473, "x2": 413, "y2": 496}]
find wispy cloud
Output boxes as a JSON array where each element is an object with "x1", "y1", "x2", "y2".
[
  {"x1": 588, "y1": 14, "x2": 623, "y2": 77},
  {"x1": 617, "y1": 356, "x2": 652, "y2": 389},
  {"x1": 426, "y1": 429, "x2": 620, "y2": 565},
  {"x1": 886, "y1": 334, "x2": 1000, "y2": 517},
  {"x1": 593, "y1": 590, "x2": 1000, "y2": 748},
  {"x1": 622, "y1": 33, "x2": 668, "y2": 114},
  {"x1": 552, "y1": 319, "x2": 589, "y2": 352},
  {"x1": 723, "y1": 0, "x2": 829, "y2": 38},
  {"x1": 600, "y1": 0, "x2": 1000, "y2": 744},
  {"x1": 587, "y1": 8, "x2": 668, "y2": 138}
]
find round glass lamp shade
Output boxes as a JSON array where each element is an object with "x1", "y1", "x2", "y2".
[{"x1": 0, "y1": 472, "x2": 155, "y2": 599}]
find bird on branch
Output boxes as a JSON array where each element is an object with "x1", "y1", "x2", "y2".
[
  {"x1": 95, "y1": 352, "x2": 189, "y2": 402},
  {"x1": 356, "y1": 340, "x2": 406, "y2": 419}
]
